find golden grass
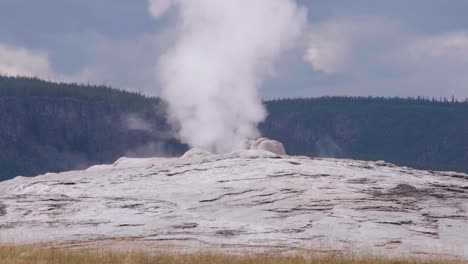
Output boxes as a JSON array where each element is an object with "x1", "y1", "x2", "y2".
[{"x1": 0, "y1": 245, "x2": 465, "y2": 264}]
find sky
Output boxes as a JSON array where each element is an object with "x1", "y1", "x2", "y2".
[{"x1": 0, "y1": 0, "x2": 468, "y2": 99}]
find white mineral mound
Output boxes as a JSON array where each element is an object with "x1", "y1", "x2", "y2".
[
  {"x1": 0, "y1": 145, "x2": 467, "y2": 257},
  {"x1": 240, "y1": 137, "x2": 286, "y2": 155}
]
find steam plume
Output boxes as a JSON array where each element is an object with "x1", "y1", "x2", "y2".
[{"x1": 153, "y1": 0, "x2": 307, "y2": 153}]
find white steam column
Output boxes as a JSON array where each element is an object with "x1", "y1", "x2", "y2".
[{"x1": 151, "y1": 0, "x2": 307, "y2": 153}]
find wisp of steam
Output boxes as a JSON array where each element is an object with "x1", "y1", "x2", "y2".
[{"x1": 153, "y1": 0, "x2": 307, "y2": 153}]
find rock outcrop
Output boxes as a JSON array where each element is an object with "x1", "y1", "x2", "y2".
[{"x1": 241, "y1": 137, "x2": 286, "y2": 155}]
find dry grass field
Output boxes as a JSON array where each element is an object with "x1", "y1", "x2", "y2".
[{"x1": 0, "y1": 245, "x2": 466, "y2": 264}]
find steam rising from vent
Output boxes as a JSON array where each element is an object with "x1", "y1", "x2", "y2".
[{"x1": 151, "y1": 0, "x2": 307, "y2": 153}]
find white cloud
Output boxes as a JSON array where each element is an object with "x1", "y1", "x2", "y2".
[
  {"x1": 410, "y1": 32, "x2": 468, "y2": 59},
  {"x1": 304, "y1": 20, "x2": 354, "y2": 74},
  {"x1": 148, "y1": 0, "x2": 174, "y2": 18},
  {"x1": 0, "y1": 42, "x2": 51, "y2": 78},
  {"x1": 304, "y1": 18, "x2": 468, "y2": 98},
  {"x1": 305, "y1": 18, "x2": 400, "y2": 75},
  {"x1": 1, "y1": 2, "x2": 174, "y2": 95}
]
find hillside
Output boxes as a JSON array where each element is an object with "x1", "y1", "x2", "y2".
[
  {"x1": 261, "y1": 97, "x2": 468, "y2": 173},
  {"x1": 0, "y1": 76, "x2": 186, "y2": 181},
  {"x1": 1, "y1": 76, "x2": 468, "y2": 180}
]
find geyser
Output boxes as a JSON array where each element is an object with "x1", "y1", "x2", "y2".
[{"x1": 152, "y1": 0, "x2": 307, "y2": 153}]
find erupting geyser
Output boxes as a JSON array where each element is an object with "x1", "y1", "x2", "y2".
[{"x1": 151, "y1": 0, "x2": 307, "y2": 153}]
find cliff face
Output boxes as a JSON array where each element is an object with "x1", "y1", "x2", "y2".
[{"x1": 0, "y1": 96, "x2": 185, "y2": 180}]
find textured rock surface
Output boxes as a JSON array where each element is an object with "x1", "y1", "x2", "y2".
[
  {"x1": 0, "y1": 150, "x2": 467, "y2": 256},
  {"x1": 241, "y1": 138, "x2": 286, "y2": 155}
]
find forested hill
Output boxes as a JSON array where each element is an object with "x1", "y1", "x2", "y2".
[
  {"x1": 0, "y1": 75, "x2": 157, "y2": 108},
  {"x1": 0, "y1": 76, "x2": 186, "y2": 181},
  {"x1": 1, "y1": 75, "x2": 468, "y2": 181},
  {"x1": 261, "y1": 97, "x2": 468, "y2": 173}
]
